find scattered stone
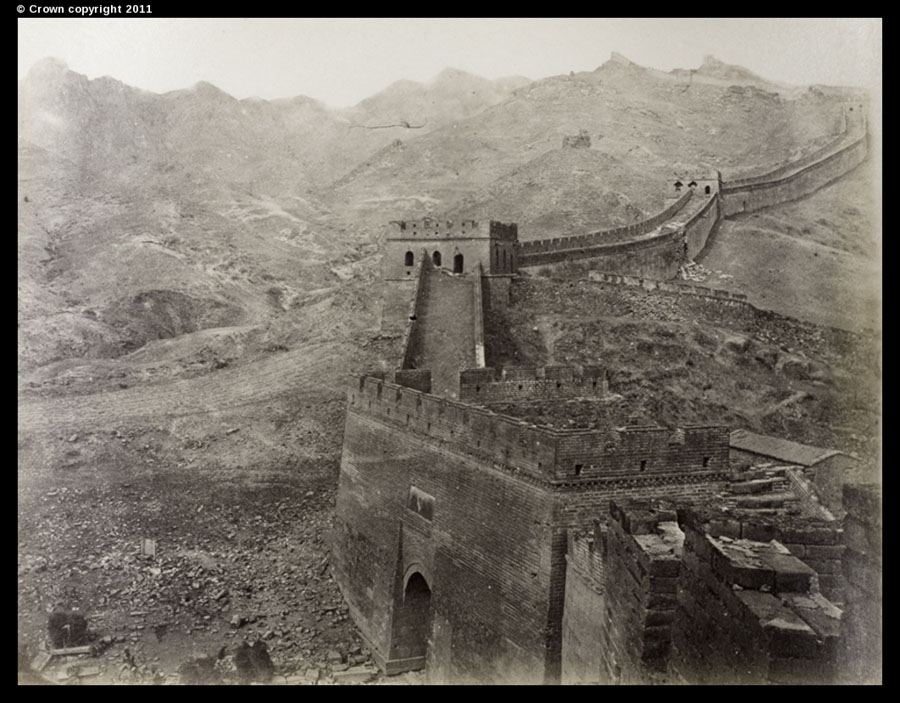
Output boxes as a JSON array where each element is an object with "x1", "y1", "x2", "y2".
[
  {"x1": 178, "y1": 656, "x2": 221, "y2": 685},
  {"x1": 333, "y1": 665, "x2": 377, "y2": 684},
  {"x1": 30, "y1": 651, "x2": 52, "y2": 673},
  {"x1": 231, "y1": 614, "x2": 247, "y2": 629},
  {"x1": 326, "y1": 649, "x2": 342, "y2": 664},
  {"x1": 225, "y1": 428, "x2": 240, "y2": 435}
]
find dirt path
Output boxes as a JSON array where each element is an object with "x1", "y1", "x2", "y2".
[{"x1": 18, "y1": 341, "x2": 344, "y2": 435}]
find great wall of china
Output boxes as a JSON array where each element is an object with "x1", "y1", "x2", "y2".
[{"x1": 331, "y1": 103, "x2": 880, "y2": 684}]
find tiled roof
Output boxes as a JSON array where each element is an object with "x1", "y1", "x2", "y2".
[{"x1": 729, "y1": 429, "x2": 851, "y2": 467}]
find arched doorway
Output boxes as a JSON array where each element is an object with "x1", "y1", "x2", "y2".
[
  {"x1": 433, "y1": 251, "x2": 442, "y2": 267},
  {"x1": 393, "y1": 572, "x2": 433, "y2": 663},
  {"x1": 453, "y1": 253, "x2": 464, "y2": 274}
]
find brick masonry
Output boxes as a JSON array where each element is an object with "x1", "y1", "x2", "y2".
[
  {"x1": 670, "y1": 507, "x2": 842, "y2": 685},
  {"x1": 332, "y1": 376, "x2": 730, "y2": 683},
  {"x1": 596, "y1": 501, "x2": 682, "y2": 684}
]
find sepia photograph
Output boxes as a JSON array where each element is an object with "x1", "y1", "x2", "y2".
[{"x1": 18, "y1": 16, "x2": 882, "y2": 685}]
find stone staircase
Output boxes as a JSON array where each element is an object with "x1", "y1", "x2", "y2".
[
  {"x1": 723, "y1": 465, "x2": 800, "y2": 516},
  {"x1": 410, "y1": 266, "x2": 476, "y2": 399}
]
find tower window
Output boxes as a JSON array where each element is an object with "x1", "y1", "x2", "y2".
[{"x1": 405, "y1": 251, "x2": 414, "y2": 267}]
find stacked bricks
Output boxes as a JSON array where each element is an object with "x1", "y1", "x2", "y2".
[
  {"x1": 696, "y1": 508, "x2": 845, "y2": 604},
  {"x1": 597, "y1": 500, "x2": 683, "y2": 684},
  {"x1": 670, "y1": 507, "x2": 842, "y2": 684},
  {"x1": 838, "y1": 484, "x2": 882, "y2": 684}
]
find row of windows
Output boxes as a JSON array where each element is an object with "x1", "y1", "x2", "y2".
[
  {"x1": 404, "y1": 248, "x2": 513, "y2": 272},
  {"x1": 405, "y1": 250, "x2": 465, "y2": 273}
]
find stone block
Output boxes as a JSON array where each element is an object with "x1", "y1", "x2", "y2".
[
  {"x1": 803, "y1": 544, "x2": 844, "y2": 561},
  {"x1": 707, "y1": 518, "x2": 742, "y2": 539},
  {"x1": 333, "y1": 665, "x2": 378, "y2": 684},
  {"x1": 741, "y1": 522, "x2": 779, "y2": 542},
  {"x1": 780, "y1": 525, "x2": 840, "y2": 546}
]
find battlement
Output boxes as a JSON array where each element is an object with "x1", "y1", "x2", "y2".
[
  {"x1": 347, "y1": 375, "x2": 729, "y2": 483},
  {"x1": 389, "y1": 218, "x2": 519, "y2": 241}
]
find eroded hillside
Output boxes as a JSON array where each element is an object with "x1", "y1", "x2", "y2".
[{"x1": 486, "y1": 275, "x2": 880, "y2": 464}]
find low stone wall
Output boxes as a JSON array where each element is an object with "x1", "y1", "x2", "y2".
[{"x1": 588, "y1": 271, "x2": 751, "y2": 307}]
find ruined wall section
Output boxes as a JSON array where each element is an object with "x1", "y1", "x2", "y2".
[
  {"x1": 838, "y1": 484, "x2": 882, "y2": 684},
  {"x1": 588, "y1": 271, "x2": 751, "y2": 307},
  {"x1": 597, "y1": 501, "x2": 682, "y2": 684},
  {"x1": 670, "y1": 508, "x2": 842, "y2": 684}
]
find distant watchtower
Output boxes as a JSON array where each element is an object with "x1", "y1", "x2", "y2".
[{"x1": 384, "y1": 218, "x2": 519, "y2": 280}]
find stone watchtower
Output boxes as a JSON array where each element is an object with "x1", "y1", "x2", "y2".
[
  {"x1": 384, "y1": 218, "x2": 518, "y2": 279},
  {"x1": 381, "y1": 218, "x2": 519, "y2": 333}
]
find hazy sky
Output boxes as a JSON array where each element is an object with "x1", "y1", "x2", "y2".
[{"x1": 18, "y1": 18, "x2": 881, "y2": 107}]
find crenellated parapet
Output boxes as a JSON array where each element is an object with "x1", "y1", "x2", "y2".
[{"x1": 346, "y1": 375, "x2": 728, "y2": 484}]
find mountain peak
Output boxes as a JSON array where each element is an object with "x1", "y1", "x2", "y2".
[
  {"x1": 609, "y1": 51, "x2": 636, "y2": 66},
  {"x1": 433, "y1": 67, "x2": 480, "y2": 84},
  {"x1": 189, "y1": 80, "x2": 235, "y2": 101},
  {"x1": 25, "y1": 57, "x2": 70, "y2": 83}
]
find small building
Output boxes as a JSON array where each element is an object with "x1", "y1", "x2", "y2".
[{"x1": 729, "y1": 429, "x2": 864, "y2": 515}]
